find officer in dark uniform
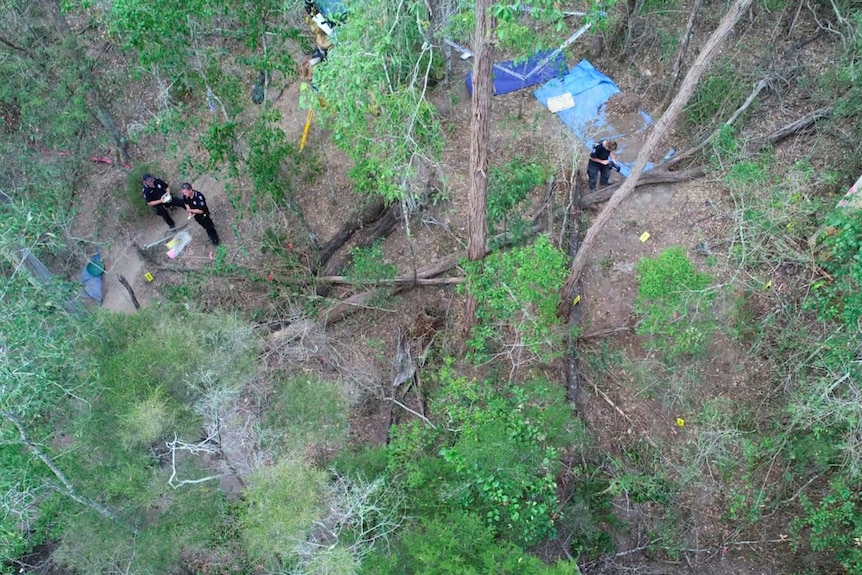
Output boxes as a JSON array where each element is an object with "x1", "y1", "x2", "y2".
[
  {"x1": 587, "y1": 140, "x2": 620, "y2": 191},
  {"x1": 180, "y1": 183, "x2": 220, "y2": 246},
  {"x1": 142, "y1": 174, "x2": 184, "y2": 229}
]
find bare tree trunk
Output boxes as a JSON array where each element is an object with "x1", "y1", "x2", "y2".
[
  {"x1": 43, "y1": 0, "x2": 130, "y2": 165},
  {"x1": 658, "y1": 0, "x2": 704, "y2": 113},
  {"x1": 464, "y1": 0, "x2": 495, "y2": 334},
  {"x1": 558, "y1": 0, "x2": 753, "y2": 315}
]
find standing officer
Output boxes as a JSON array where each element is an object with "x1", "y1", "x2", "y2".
[
  {"x1": 181, "y1": 183, "x2": 220, "y2": 246},
  {"x1": 142, "y1": 173, "x2": 183, "y2": 229},
  {"x1": 587, "y1": 140, "x2": 620, "y2": 191}
]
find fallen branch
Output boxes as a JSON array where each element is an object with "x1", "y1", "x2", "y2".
[
  {"x1": 319, "y1": 221, "x2": 548, "y2": 326},
  {"x1": 320, "y1": 275, "x2": 463, "y2": 286},
  {"x1": 317, "y1": 203, "x2": 401, "y2": 297},
  {"x1": 315, "y1": 197, "x2": 386, "y2": 271},
  {"x1": 387, "y1": 397, "x2": 437, "y2": 429},
  {"x1": 577, "y1": 325, "x2": 633, "y2": 340},
  {"x1": 579, "y1": 167, "x2": 705, "y2": 208},
  {"x1": 318, "y1": 254, "x2": 462, "y2": 326},
  {"x1": 558, "y1": 0, "x2": 753, "y2": 315},
  {"x1": 751, "y1": 106, "x2": 832, "y2": 152},
  {"x1": 563, "y1": 172, "x2": 584, "y2": 406},
  {"x1": 590, "y1": 386, "x2": 660, "y2": 450},
  {"x1": 117, "y1": 274, "x2": 141, "y2": 310},
  {"x1": 166, "y1": 434, "x2": 222, "y2": 489},
  {"x1": 1, "y1": 410, "x2": 138, "y2": 534}
]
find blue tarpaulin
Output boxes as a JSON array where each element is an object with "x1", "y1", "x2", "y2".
[
  {"x1": 534, "y1": 59, "x2": 655, "y2": 176},
  {"x1": 81, "y1": 252, "x2": 104, "y2": 306},
  {"x1": 466, "y1": 50, "x2": 568, "y2": 96}
]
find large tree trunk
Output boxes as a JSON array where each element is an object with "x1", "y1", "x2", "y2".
[
  {"x1": 463, "y1": 0, "x2": 495, "y2": 333},
  {"x1": 558, "y1": 0, "x2": 753, "y2": 315},
  {"x1": 43, "y1": 0, "x2": 130, "y2": 165}
]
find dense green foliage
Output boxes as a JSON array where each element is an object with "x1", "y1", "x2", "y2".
[
  {"x1": 360, "y1": 511, "x2": 575, "y2": 575},
  {"x1": 461, "y1": 235, "x2": 568, "y2": 362},
  {"x1": 487, "y1": 159, "x2": 549, "y2": 241},
  {"x1": 309, "y1": 0, "x2": 443, "y2": 201},
  {"x1": 634, "y1": 247, "x2": 715, "y2": 358},
  {"x1": 375, "y1": 361, "x2": 588, "y2": 567}
]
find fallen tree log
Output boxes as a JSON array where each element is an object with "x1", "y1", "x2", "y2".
[
  {"x1": 316, "y1": 203, "x2": 401, "y2": 297},
  {"x1": 657, "y1": 0, "x2": 704, "y2": 113},
  {"x1": 579, "y1": 167, "x2": 706, "y2": 207},
  {"x1": 564, "y1": 172, "x2": 584, "y2": 407},
  {"x1": 751, "y1": 107, "x2": 832, "y2": 152},
  {"x1": 314, "y1": 197, "x2": 386, "y2": 272},
  {"x1": 318, "y1": 253, "x2": 462, "y2": 326},
  {"x1": 558, "y1": 0, "x2": 752, "y2": 316},
  {"x1": 320, "y1": 275, "x2": 463, "y2": 286},
  {"x1": 319, "y1": 221, "x2": 548, "y2": 326},
  {"x1": 117, "y1": 274, "x2": 141, "y2": 310}
]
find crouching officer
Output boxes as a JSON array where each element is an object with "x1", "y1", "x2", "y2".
[
  {"x1": 587, "y1": 140, "x2": 620, "y2": 191},
  {"x1": 142, "y1": 173, "x2": 184, "y2": 229},
  {"x1": 181, "y1": 183, "x2": 220, "y2": 246}
]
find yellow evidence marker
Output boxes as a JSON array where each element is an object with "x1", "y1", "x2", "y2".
[
  {"x1": 639, "y1": 231, "x2": 651, "y2": 242},
  {"x1": 144, "y1": 272, "x2": 154, "y2": 282}
]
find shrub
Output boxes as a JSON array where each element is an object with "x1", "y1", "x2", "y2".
[
  {"x1": 241, "y1": 460, "x2": 328, "y2": 568},
  {"x1": 359, "y1": 511, "x2": 578, "y2": 575},
  {"x1": 119, "y1": 387, "x2": 176, "y2": 448},
  {"x1": 792, "y1": 477, "x2": 862, "y2": 574},
  {"x1": 387, "y1": 362, "x2": 582, "y2": 547},
  {"x1": 487, "y1": 159, "x2": 549, "y2": 240},
  {"x1": 261, "y1": 373, "x2": 350, "y2": 458},
  {"x1": 634, "y1": 247, "x2": 715, "y2": 359},
  {"x1": 461, "y1": 235, "x2": 568, "y2": 363},
  {"x1": 347, "y1": 241, "x2": 398, "y2": 282}
]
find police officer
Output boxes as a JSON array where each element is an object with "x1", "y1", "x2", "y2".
[
  {"x1": 587, "y1": 140, "x2": 620, "y2": 191},
  {"x1": 181, "y1": 183, "x2": 220, "y2": 246},
  {"x1": 142, "y1": 174, "x2": 184, "y2": 229}
]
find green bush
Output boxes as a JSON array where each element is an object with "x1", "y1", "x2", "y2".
[
  {"x1": 487, "y1": 159, "x2": 549, "y2": 240},
  {"x1": 685, "y1": 60, "x2": 748, "y2": 127},
  {"x1": 200, "y1": 120, "x2": 239, "y2": 173},
  {"x1": 241, "y1": 460, "x2": 328, "y2": 568},
  {"x1": 119, "y1": 386, "x2": 177, "y2": 448},
  {"x1": 359, "y1": 511, "x2": 578, "y2": 575},
  {"x1": 247, "y1": 109, "x2": 294, "y2": 206},
  {"x1": 55, "y1": 485, "x2": 232, "y2": 575},
  {"x1": 347, "y1": 241, "x2": 398, "y2": 282},
  {"x1": 262, "y1": 373, "x2": 349, "y2": 458},
  {"x1": 461, "y1": 235, "x2": 568, "y2": 363},
  {"x1": 811, "y1": 206, "x2": 862, "y2": 326},
  {"x1": 387, "y1": 362, "x2": 582, "y2": 547},
  {"x1": 634, "y1": 247, "x2": 715, "y2": 359},
  {"x1": 792, "y1": 477, "x2": 862, "y2": 574}
]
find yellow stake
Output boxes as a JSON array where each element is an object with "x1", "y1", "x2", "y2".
[{"x1": 300, "y1": 109, "x2": 314, "y2": 151}]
